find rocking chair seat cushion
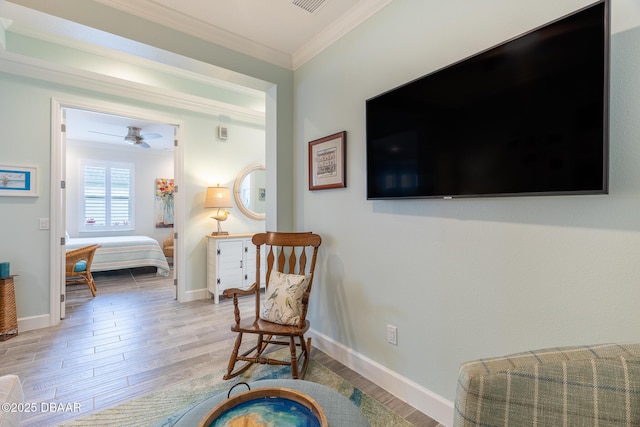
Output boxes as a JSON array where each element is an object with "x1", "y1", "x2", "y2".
[{"x1": 260, "y1": 270, "x2": 310, "y2": 326}]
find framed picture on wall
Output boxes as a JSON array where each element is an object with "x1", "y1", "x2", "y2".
[
  {"x1": 0, "y1": 165, "x2": 38, "y2": 197},
  {"x1": 155, "y1": 178, "x2": 175, "y2": 228},
  {"x1": 308, "y1": 131, "x2": 346, "y2": 191}
]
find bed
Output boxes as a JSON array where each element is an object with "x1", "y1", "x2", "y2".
[{"x1": 66, "y1": 235, "x2": 171, "y2": 276}]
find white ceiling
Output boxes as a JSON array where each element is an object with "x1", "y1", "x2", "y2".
[
  {"x1": 94, "y1": 0, "x2": 392, "y2": 69},
  {"x1": 65, "y1": 109, "x2": 176, "y2": 152}
]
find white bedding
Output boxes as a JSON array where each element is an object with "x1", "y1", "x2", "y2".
[{"x1": 66, "y1": 235, "x2": 170, "y2": 276}]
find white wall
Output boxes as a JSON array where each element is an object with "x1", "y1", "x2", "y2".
[
  {"x1": 66, "y1": 140, "x2": 174, "y2": 243},
  {"x1": 296, "y1": 0, "x2": 640, "y2": 406}
]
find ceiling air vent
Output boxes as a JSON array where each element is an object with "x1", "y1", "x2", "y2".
[{"x1": 291, "y1": 0, "x2": 326, "y2": 14}]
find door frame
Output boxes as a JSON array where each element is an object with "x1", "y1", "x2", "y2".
[{"x1": 50, "y1": 97, "x2": 185, "y2": 323}]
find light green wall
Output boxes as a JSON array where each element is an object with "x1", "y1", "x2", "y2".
[
  {"x1": 6, "y1": 0, "x2": 640, "y2": 407},
  {"x1": 0, "y1": 70, "x2": 266, "y2": 317},
  {"x1": 0, "y1": 0, "x2": 291, "y2": 322},
  {"x1": 0, "y1": 73, "x2": 52, "y2": 318},
  {"x1": 296, "y1": 0, "x2": 640, "y2": 400},
  {"x1": 7, "y1": 0, "x2": 295, "y2": 232}
]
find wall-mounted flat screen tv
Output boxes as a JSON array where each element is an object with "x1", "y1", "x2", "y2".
[{"x1": 366, "y1": 0, "x2": 609, "y2": 200}]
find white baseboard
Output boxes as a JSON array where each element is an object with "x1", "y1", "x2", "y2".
[
  {"x1": 18, "y1": 314, "x2": 53, "y2": 333},
  {"x1": 308, "y1": 329, "x2": 454, "y2": 427},
  {"x1": 180, "y1": 288, "x2": 209, "y2": 302}
]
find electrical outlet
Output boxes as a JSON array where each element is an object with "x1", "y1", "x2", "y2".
[{"x1": 386, "y1": 324, "x2": 398, "y2": 346}]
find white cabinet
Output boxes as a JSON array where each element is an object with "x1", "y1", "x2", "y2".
[{"x1": 206, "y1": 234, "x2": 264, "y2": 303}]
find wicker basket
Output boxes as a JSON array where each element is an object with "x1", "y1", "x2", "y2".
[{"x1": 0, "y1": 276, "x2": 18, "y2": 341}]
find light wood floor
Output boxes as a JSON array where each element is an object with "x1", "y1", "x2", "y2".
[{"x1": 0, "y1": 267, "x2": 440, "y2": 426}]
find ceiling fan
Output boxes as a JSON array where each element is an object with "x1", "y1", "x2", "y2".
[{"x1": 89, "y1": 126, "x2": 161, "y2": 148}]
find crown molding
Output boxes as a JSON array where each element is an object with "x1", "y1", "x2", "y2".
[
  {"x1": 0, "y1": 1, "x2": 268, "y2": 106},
  {"x1": 93, "y1": 0, "x2": 293, "y2": 69},
  {"x1": 10, "y1": 19, "x2": 269, "y2": 98},
  {"x1": 292, "y1": 0, "x2": 392, "y2": 69},
  {"x1": 94, "y1": 0, "x2": 392, "y2": 71},
  {"x1": 0, "y1": 50, "x2": 265, "y2": 125}
]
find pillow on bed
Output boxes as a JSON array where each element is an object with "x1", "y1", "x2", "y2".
[
  {"x1": 260, "y1": 270, "x2": 310, "y2": 326},
  {"x1": 74, "y1": 260, "x2": 87, "y2": 272}
]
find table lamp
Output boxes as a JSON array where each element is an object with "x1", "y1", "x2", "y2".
[{"x1": 204, "y1": 185, "x2": 232, "y2": 235}]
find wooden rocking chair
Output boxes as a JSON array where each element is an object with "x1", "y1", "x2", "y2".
[
  {"x1": 65, "y1": 244, "x2": 101, "y2": 297},
  {"x1": 222, "y1": 231, "x2": 322, "y2": 380}
]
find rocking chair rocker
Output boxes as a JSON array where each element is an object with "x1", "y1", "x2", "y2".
[{"x1": 222, "y1": 231, "x2": 322, "y2": 380}]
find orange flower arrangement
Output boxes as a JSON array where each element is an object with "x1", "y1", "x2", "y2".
[
  {"x1": 156, "y1": 178, "x2": 175, "y2": 225},
  {"x1": 156, "y1": 178, "x2": 175, "y2": 202}
]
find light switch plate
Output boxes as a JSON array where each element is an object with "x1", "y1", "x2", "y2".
[{"x1": 39, "y1": 218, "x2": 50, "y2": 230}]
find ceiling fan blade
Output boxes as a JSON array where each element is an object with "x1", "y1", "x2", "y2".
[
  {"x1": 138, "y1": 141, "x2": 151, "y2": 148},
  {"x1": 88, "y1": 130, "x2": 124, "y2": 138},
  {"x1": 140, "y1": 133, "x2": 162, "y2": 140}
]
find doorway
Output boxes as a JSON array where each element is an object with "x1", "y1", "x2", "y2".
[{"x1": 51, "y1": 98, "x2": 185, "y2": 322}]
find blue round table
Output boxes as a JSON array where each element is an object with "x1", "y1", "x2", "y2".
[{"x1": 172, "y1": 379, "x2": 370, "y2": 426}]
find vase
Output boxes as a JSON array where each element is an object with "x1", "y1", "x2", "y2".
[{"x1": 163, "y1": 198, "x2": 174, "y2": 225}]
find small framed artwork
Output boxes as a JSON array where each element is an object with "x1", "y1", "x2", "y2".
[
  {"x1": 308, "y1": 131, "x2": 346, "y2": 191},
  {"x1": 0, "y1": 165, "x2": 38, "y2": 197},
  {"x1": 155, "y1": 178, "x2": 175, "y2": 228}
]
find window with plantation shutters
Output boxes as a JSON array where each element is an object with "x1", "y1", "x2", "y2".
[{"x1": 80, "y1": 160, "x2": 135, "y2": 231}]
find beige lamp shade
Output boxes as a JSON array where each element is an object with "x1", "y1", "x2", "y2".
[
  {"x1": 204, "y1": 186, "x2": 232, "y2": 208},
  {"x1": 204, "y1": 185, "x2": 232, "y2": 235}
]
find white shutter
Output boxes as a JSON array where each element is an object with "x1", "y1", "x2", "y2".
[
  {"x1": 110, "y1": 167, "x2": 131, "y2": 226},
  {"x1": 80, "y1": 160, "x2": 134, "y2": 231}
]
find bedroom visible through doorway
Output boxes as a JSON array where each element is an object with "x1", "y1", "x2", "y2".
[{"x1": 60, "y1": 106, "x2": 179, "y2": 315}]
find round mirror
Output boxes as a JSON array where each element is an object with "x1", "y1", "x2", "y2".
[{"x1": 233, "y1": 164, "x2": 266, "y2": 221}]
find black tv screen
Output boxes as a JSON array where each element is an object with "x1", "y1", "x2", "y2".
[{"x1": 366, "y1": 0, "x2": 609, "y2": 200}]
